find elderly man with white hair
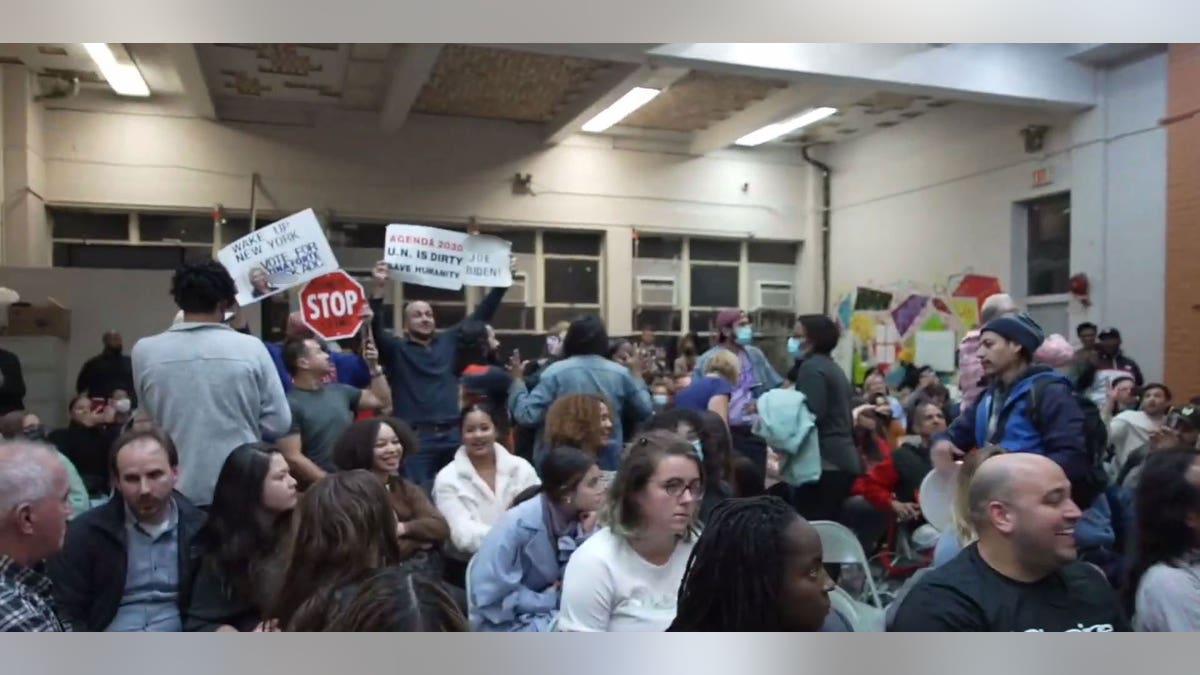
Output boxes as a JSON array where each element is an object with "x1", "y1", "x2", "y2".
[
  {"x1": 957, "y1": 293, "x2": 1074, "y2": 408},
  {"x1": 0, "y1": 440, "x2": 72, "y2": 631}
]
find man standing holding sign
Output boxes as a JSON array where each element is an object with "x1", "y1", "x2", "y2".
[{"x1": 370, "y1": 240, "x2": 515, "y2": 489}]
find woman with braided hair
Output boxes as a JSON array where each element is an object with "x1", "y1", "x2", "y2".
[{"x1": 669, "y1": 495, "x2": 835, "y2": 632}]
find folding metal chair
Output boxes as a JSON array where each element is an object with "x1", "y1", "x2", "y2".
[{"x1": 812, "y1": 519, "x2": 885, "y2": 609}]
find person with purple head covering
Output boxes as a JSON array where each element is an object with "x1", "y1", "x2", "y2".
[{"x1": 691, "y1": 308, "x2": 782, "y2": 476}]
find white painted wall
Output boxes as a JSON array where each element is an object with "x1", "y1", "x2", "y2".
[
  {"x1": 37, "y1": 99, "x2": 819, "y2": 332},
  {"x1": 823, "y1": 51, "x2": 1167, "y2": 380}
]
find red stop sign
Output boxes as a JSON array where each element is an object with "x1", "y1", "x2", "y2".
[{"x1": 300, "y1": 270, "x2": 366, "y2": 341}]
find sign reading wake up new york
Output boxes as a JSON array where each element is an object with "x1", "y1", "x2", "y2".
[{"x1": 217, "y1": 209, "x2": 340, "y2": 306}]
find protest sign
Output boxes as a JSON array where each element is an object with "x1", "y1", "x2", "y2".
[
  {"x1": 217, "y1": 209, "x2": 339, "y2": 306},
  {"x1": 300, "y1": 271, "x2": 366, "y2": 341},
  {"x1": 462, "y1": 235, "x2": 514, "y2": 288},
  {"x1": 383, "y1": 224, "x2": 470, "y2": 290}
]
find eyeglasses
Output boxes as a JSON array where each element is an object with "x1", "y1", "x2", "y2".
[{"x1": 659, "y1": 479, "x2": 704, "y2": 499}]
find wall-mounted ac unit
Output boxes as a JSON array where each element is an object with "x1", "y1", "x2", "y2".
[
  {"x1": 502, "y1": 272, "x2": 529, "y2": 305},
  {"x1": 636, "y1": 277, "x2": 677, "y2": 306},
  {"x1": 755, "y1": 281, "x2": 794, "y2": 310}
]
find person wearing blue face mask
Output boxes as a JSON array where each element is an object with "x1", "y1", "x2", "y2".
[
  {"x1": 650, "y1": 379, "x2": 673, "y2": 412},
  {"x1": 692, "y1": 309, "x2": 782, "y2": 478}
]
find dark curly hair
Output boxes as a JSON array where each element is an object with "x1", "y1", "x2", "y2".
[
  {"x1": 171, "y1": 260, "x2": 237, "y2": 313},
  {"x1": 1123, "y1": 447, "x2": 1200, "y2": 614}
]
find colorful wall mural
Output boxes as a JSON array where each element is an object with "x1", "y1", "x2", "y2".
[{"x1": 833, "y1": 273, "x2": 1003, "y2": 385}]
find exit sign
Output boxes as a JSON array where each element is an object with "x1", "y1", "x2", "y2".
[{"x1": 1033, "y1": 167, "x2": 1053, "y2": 187}]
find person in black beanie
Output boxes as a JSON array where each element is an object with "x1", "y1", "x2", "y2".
[{"x1": 930, "y1": 312, "x2": 1096, "y2": 509}]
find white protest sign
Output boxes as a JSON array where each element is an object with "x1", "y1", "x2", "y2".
[
  {"x1": 462, "y1": 235, "x2": 513, "y2": 288},
  {"x1": 217, "y1": 209, "x2": 340, "y2": 306},
  {"x1": 383, "y1": 225, "x2": 469, "y2": 291}
]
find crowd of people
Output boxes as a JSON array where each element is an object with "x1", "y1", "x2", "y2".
[{"x1": 2, "y1": 260, "x2": 1200, "y2": 633}]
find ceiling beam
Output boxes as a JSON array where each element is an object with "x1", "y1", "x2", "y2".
[
  {"x1": 649, "y1": 43, "x2": 1099, "y2": 110},
  {"x1": 543, "y1": 65, "x2": 688, "y2": 145},
  {"x1": 164, "y1": 44, "x2": 215, "y2": 119},
  {"x1": 379, "y1": 43, "x2": 443, "y2": 133}
]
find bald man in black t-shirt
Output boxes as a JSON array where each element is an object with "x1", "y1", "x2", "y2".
[{"x1": 891, "y1": 453, "x2": 1130, "y2": 632}]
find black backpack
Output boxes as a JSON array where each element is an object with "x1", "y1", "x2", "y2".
[{"x1": 1027, "y1": 378, "x2": 1110, "y2": 508}]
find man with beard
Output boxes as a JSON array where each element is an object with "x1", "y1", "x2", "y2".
[
  {"x1": 47, "y1": 430, "x2": 206, "y2": 632},
  {"x1": 369, "y1": 259, "x2": 515, "y2": 488}
]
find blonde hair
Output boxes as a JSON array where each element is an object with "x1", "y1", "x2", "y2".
[
  {"x1": 951, "y1": 446, "x2": 1007, "y2": 545},
  {"x1": 705, "y1": 349, "x2": 741, "y2": 385}
]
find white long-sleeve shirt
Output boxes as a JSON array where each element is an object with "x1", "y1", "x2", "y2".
[{"x1": 432, "y1": 443, "x2": 539, "y2": 559}]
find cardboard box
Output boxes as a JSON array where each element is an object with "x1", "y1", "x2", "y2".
[{"x1": 6, "y1": 299, "x2": 70, "y2": 340}]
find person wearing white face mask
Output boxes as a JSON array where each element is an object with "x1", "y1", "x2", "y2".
[{"x1": 691, "y1": 308, "x2": 782, "y2": 478}]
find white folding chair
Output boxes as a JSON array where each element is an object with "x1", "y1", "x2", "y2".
[
  {"x1": 829, "y1": 586, "x2": 886, "y2": 632},
  {"x1": 464, "y1": 555, "x2": 478, "y2": 628},
  {"x1": 812, "y1": 520, "x2": 884, "y2": 609}
]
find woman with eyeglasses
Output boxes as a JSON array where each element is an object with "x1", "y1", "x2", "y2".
[{"x1": 557, "y1": 429, "x2": 702, "y2": 632}]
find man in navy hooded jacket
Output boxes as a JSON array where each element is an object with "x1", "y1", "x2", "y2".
[{"x1": 931, "y1": 313, "x2": 1095, "y2": 508}]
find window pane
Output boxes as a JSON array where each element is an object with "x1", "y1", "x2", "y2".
[
  {"x1": 690, "y1": 238, "x2": 740, "y2": 262},
  {"x1": 139, "y1": 214, "x2": 214, "y2": 244},
  {"x1": 402, "y1": 283, "x2": 464, "y2": 303},
  {"x1": 635, "y1": 235, "x2": 683, "y2": 259},
  {"x1": 748, "y1": 241, "x2": 798, "y2": 265},
  {"x1": 50, "y1": 209, "x2": 128, "y2": 240},
  {"x1": 221, "y1": 218, "x2": 252, "y2": 245},
  {"x1": 690, "y1": 265, "x2": 739, "y2": 307},
  {"x1": 490, "y1": 305, "x2": 537, "y2": 331},
  {"x1": 544, "y1": 259, "x2": 600, "y2": 304},
  {"x1": 329, "y1": 222, "x2": 387, "y2": 248},
  {"x1": 183, "y1": 246, "x2": 215, "y2": 265},
  {"x1": 1027, "y1": 193, "x2": 1070, "y2": 296},
  {"x1": 688, "y1": 309, "x2": 722, "y2": 335},
  {"x1": 543, "y1": 231, "x2": 602, "y2": 256},
  {"x1": 501, "y1": 230, "x2": 536, "y2": 254},
  {"x1": 633, "y1": 308, "x2": 681, "y2": 333},
  {"x1": 544, "y1": 306, "x2": 601, "y2": 328},
  {"x1": 59, "y1": 244, "x2": 186, "y2": 270}
]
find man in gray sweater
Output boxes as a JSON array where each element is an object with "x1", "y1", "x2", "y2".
[{"x1": 132, "y1": 261, "x2": 290, "y2": 507}]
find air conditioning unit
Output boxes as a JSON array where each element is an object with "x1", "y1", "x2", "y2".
[
  {"x1": 755, "y1": 281, "x2": 794, "y2": 310},
  {"x1": 636, "y1": 277, "x2": 677, "y2": 306},
  {"x1": 502, "y1": 272, "x2": 529, "y2": 305}
]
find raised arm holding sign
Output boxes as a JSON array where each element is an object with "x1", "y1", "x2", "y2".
[{"x1": 367, "y1": 256, "x2": 517, "y2": 489}]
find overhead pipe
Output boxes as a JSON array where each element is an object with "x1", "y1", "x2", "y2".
[{"x1": 800, "y1": 145, "x2": 832, "y2": 315}]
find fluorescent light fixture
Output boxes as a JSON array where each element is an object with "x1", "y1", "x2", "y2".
[
  {"x1": 734, "y1": 107, "x2": 839, "y2": 147},
  {"x1": 82, "y1": 43, "x2": 150, "y2": 97},
  {"x1": 581, "y1": 87, "x2": 661, "y2": 133}
]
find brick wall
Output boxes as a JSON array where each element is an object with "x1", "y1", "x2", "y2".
[{"x1": 1165, "y1": 45, "x2": 1200, "y2": 398}]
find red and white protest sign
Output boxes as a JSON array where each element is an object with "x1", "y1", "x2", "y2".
[{"x1": 300, "y1": 270, "x2": 366, "y2": 341}]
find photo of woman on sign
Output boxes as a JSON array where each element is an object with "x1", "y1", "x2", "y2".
[{"x1": 250, "y1": 265, "x2": 280, "y2": 299}]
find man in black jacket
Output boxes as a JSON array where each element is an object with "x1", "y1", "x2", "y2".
[
  {"x1": 75, "y1": 331, "x2": 135, "y2": 402},
  {"x1": 46, "y1": 429, "x2": 205, "y2": 631},
  {"x1": 0, "y1": 347, "x2": 25, "y2": 416}
]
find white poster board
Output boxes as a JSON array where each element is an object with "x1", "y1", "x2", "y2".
[
  {"x1": 383, "y1": 225, "x2": 512, "y2": 290},
  {"x1": 217, "y1": 209, "x2": 339, "y2": 306},
  {"x1": 915, "y1": 330, "x2": 957, "y2": 372},
  {"x1": 462, "y1": 235, "x2": 513, "y2": 288}
]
